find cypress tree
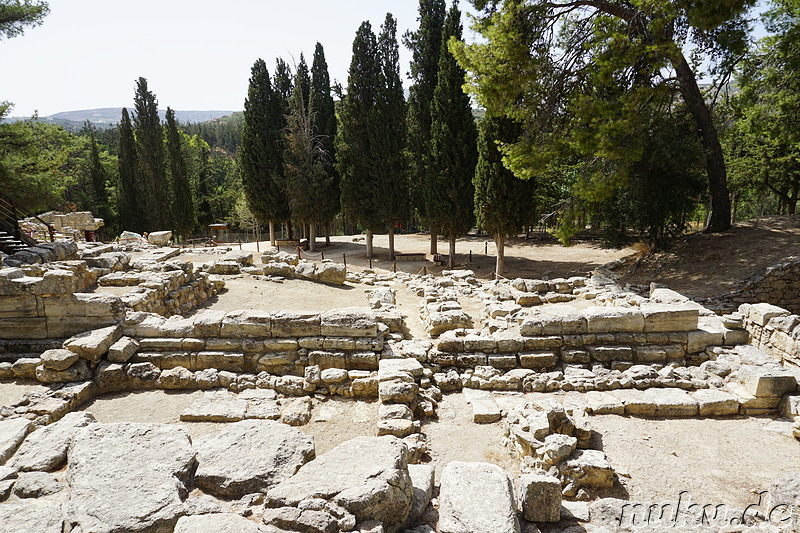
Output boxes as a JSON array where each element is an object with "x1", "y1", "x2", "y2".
[
  {"x1": 117, "y1": 107, "x2": 139, "y2": 233},
  {"x1": 374, "y1": 13, "x2": 408, "y2": 260},
  {"x1": 240, "y1": 59, "x2": 289, "y2": 244},
  {"x1": 427, "y1": 2, "x2": 478, "y2": 269},
  {"x1": 405, "y1": 0, "x2": 446, "y2": 254},
  {"x1": 474, "y1": 116, "x2": 535, "y2": 277},
  {"x1": 194, "y1": 136, "x2": 213, "y2": 230},
  {"x1": 338, "y1": 22, "x2": 383, "y2": 258},
  {"x1": 310, "y1": 42, "x2": 340, "y2": 244},
  {"x1": 165, "y1": 107, "x2": 195, "y2": 242},
  {"x1": 284, "y1": 65, "x2": 329, "y2": 252},
  {"x1": 132, "y1": 77, "x2": 170, "y2": 231}
]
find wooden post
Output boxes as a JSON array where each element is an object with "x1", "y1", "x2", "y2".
[
  {"x1": 321, "y1": 250, "x2": 325, "y2": 260},
  {"x1": 343, "y1": 253, "x2": 347, "y2": 268},
  {"x1": 296, "y1": 246, "x2": 302, "y2": 261},
  {"x1": 469, "y1": 250, "x2": 472, "y2": 263},
  {"x1": 392, "y1": 261, "x2": 397, "y2": 273},
  {"x1": 485, "y1": 241, "x2": 488, "y2": 254},
  {"x1": 369, "y1": 257, "x2": 373, "y2": 269}
]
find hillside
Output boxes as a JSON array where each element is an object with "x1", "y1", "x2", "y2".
[
  {"x1": 2, "y1": 108, "x2": 238, "y2": 130},
  {"x1": 613, "y1": 215, "x2": 800, "y2": 300}
]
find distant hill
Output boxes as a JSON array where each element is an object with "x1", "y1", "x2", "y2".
[{"x1": 2, "y1": 108, "x2": 238, "y2": 130}]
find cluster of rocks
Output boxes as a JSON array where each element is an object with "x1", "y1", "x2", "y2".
[
  {"x1": 490, "y1": 276, "x2": 587, "y2": 308},
  {"x1": 742, "y1": 301, "x2": 800, "y2": 369},
  {"x1": 412, "y1": 272, "x2": 477, "y2": 337},
  {"x1": 201, "y1": 249, "x2": 256, "y2": 275},
  {"x1": 18, "y1": 211, "x2": 102, "y2": 243},
  {"x1": 708, "y1": 258, "x2": 800, "y2": 315},
  {"x1": 503, "y1": 399, "x2": 614, "y2": 501},
  {"x1": 259, "y1": 249, "x2": 348, "y2": 285},
  {"x1": 2, "y1": 240, "x2": 79, "y2": 268}
]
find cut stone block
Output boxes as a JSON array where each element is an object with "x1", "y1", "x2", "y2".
[
  {"x1": 585, "y1": 391, "x2": 625, "y2": 415},
  {"x1": 640, "y1": 303, "x2": 699, "y2": 332},
  {"x1": 691, "y1": 389, "x2": 740, "y2": 416},
  {"x1": 520, "y1": 305, "x2": 586, "y2": 336},
  {"x1": 583, "y1": 306, "x2": 644, "y2": 333},
  {"x1": 438, "y1": 461, "x2": 519, "y2": 533},
  {"x1": 472, "y1": 398, "x2": 502, "y2": 424},
  {"x1": 63, "y1": 324, "x2": 122, "y2": 363},
  {"x1": 0, "y1": 417, "x2": 34, "y2": 465},
  {"x1": 737, "y1": 365, "x2": 797, "y2": 397},
  {"x1": 519, "y1": 474, "x2": 561, "y2": 523}
]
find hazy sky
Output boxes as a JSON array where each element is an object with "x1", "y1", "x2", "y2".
[{"x1": 1, "y1": 0, "x2": 475, "y2": 117}]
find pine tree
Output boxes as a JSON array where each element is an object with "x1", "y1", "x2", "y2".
[
  {"x1": 338, "y1": 21, "x2": 382, "y2": 258},
  {"x1": 132, "y1": 77, "x2": 170, "y2": 231},
  {"x1": 405, "y1": 0, "x2": 447, "y2": 254},
  {"x1": 474, "y1": 116, "x2": 534, "y2": 277},
  {"x1": 310, "y1": 42, "x2": 340, "y2": 244},
  {"x1": 427, "y1": 2, "x2": 478, "y2": 269},
  {"x1": 117, "y1": 107, "x2": 139, "y2": 232},
  {"x1": 165, "y1": 107, "x2": 195, "y2": 242},
  {"x1": 374, "y1": 13, "x2": 408, "y2": 260},
  {"x1": 240, "y1": 59, "x2": 289, "y2": 244}
]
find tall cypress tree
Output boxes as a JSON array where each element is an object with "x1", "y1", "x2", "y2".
[
  {"x1": 240, "y1": 59, "x2": 289, "y2": 244},
  {"x1": 427, "y1": 2, "x2": 478, "y2": 269},
  {"x1": 165, "y1": 107, "x2": 194, "y2": 242},
  {"x1": 474, "y1": 116, "x2": 535, "y2": 277},
  {"x1": 405, "y1": 0, "x2": 447, "y2": 254},
  {"x1": 285, "y1": 65, "x2": 329, "y2": 252},
  {"x1": 338, "y1": 21, "x2": 381, "y2": 258},
  {"x1": 374, "y1": 13, "x2": 408, "y2": 260},
  {"x1": 194, "y1": 137, "x2": 213, "y2": 230},
  {"x1": 310, "y1": 42, "x2": 340, "y2": 244},
  {"x1": 132, "y1": 77, "x2": 170, "y2": 231},
  {"x1": 117, "y1": 107, "x2": 139, "y2": 232}
]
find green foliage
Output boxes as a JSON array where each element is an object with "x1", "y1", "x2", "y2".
[
  {"x1": 426, "y1": 2, "x2": 478, "y2": 239},
  {"x1": 473, "y1": 116, "x2": 535, "y2": 237},
  {"x1": 310, "y1": 42, "x2": 340, "y2": 225},
  {"x1": 166, "y1": 108, "x2": 195, "y2": 238},
  {"x1": 0, "y1": 0, "x2": 49, "y2": 40},
  {"x1": 116, "y1": 108, "x2": 139, "y2": 232},
  {"x1": 182, "y1": 113, "x2": 243, "y2": 154},
  {"x1": 240, "y1": 59, "x2": 290, "y2": 225},
  {"x1": 404, "y1": 0, "x2": 447, "y2": 222},
  {"x1": 337, "y1": 21, "x2": 383, "y2": 230},
  {"x1": 133, "y1": 77, "x2": 171, "y2": 231}
]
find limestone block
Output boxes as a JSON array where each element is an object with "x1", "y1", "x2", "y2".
[
  {"x1": 41, "y1": 348, "x2": 79, "y2": 371},
  {"x1": 320, "y1": 307, "x2": 377, "y2": 337},
  {"x1": 584, "y1": 306, "x2": 644, "y2": 333},
  {"x1": 63, "y1": 324, "x2": 122, "y2": 363},
  {"x1": 0, "y1": 499, "x2": 65, "y2": 533},
  {"x1": 633, "y1": 346, "x2": 667, "y2": 363},
  {"x1": 519, "y1": 351, "x2": 558, "y2": 369},
  {"x1": 220, "y1": 310, "x2": 272, "y2": 338},
  {"x1": 427, "y1": 310, "x2": 473, "y2": 337},
  {"x1": 585, "y1": 391, "x2": 626, "y2": 415},
  {"x1": 408, "y1": 463, "x2": 435, "y2": 526},
  {"x1": 0, "y1": 294, "x2": 39, "y2": 318},
  {"x1": 281, "y1": 397, "x2": 312, "y2": 426},
  {"x1": 488, "y1": 354, "x2": 518, "y2": 369},
  {"x1": 640, "y1": 388, "x2": 699, "y2": 417},
  {"x1": 35, "y1": 360, "x2": 92, "y2": 384},
  {"x1": 321, "y1": 368, "x2": 349, "y2": 384},
  {"x1": 737, "y1": 365, "x2": 797, "y2": 397},
  {"x1": 192, "y1": 310, "x2": 226, "y2": 337},
  {"x1": 520, "y1": 305, "x2": 586, "y2": 336},
  {"x1": 588, "y1": 345, "x2": 633, "y2": 362},
  {"x1": 377, "y1": 418, "x2": 417, "y2": 438},
  {"x1": 107, "y1": 336, "x2": 139, "y2": 363},
  {"x1": 9, "y1": 412, "x2": 95, "y2": 472},
  {"x1": 726, "y1": 382, "x2": 781, "y2": 410},
  {"x1": 472, "y1": 398, "x2": 502, "y2": 424},
  {"x1": 0, "y1": 317, "x2": 47, "y2": 339},
  {"x1": 316, "y1": 262, "x2": 347, "y2": 285},
  {"x1": 746, "y1": 303, "x2": 790, "y2": 327},
  {"x1": 174, "y1": 513, "x2": 263, "y2": 533},
  {"x1": 379, "y1": 358, "x2": 424, "y2": 380},
  {"x1": 691, "y1": 389, "x2": 740, "y2": 416},
  {"x1": 379, "y1": 380, "x2": 419, "y2": 404},
  {"x1": 194, "y1": 419, "x2": 315, "y2": 498},
  {"x1": 195, "y1": 351, "x2": 245, "y2": 371},
  {"x1": 263, "y1": 261, "x2": 296, "y2": 277},
  {"x1": 558, "y1": 450, "x2": 614, "y2": 488},
  {"x1": 11, "y1": 357, "x2": 41, "y2": 379},
  {"x1": 438, "y1": 461, "x2": 519, "y2": 533},
  {"x1": 640, "y1": 303, "x2": 699, "y2": 332},
  {"x1": 265, "y1": 436, "x2": 413, "y2": 530},
  {"x1": 94, "y1": 361, "x2": 128, "y2": 392},
  {"x1": 308, "y1": 350, "x2": 346, "y2": 369},
  {"x1": 519, "y1": 474, "x2": 561, "y2": 523},
  {"x1": 346, "y1": 351, "x2": 379, "y2": 371},
  {"x1": 181, "y1": 390, "x2": 249, "y2": 422},
  {"x1": 0, "y1": 417, "x2": 34, "y2": 465},
  {"x1": 352, "y1": 376, "x2": 379, "y2": 398}
]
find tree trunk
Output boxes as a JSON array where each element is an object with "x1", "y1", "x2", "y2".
[
  {"x1": 671, "y1": 52, "x2": 731, "y2": 233},
  {"x1": 287, "y1": 220, "x2": 294, "y2": 241},
  {"x1": 366, "y1": 229, "x2": 374, "y2": 259},
  {"x1": 309, "y1": 223, "x2": 317, "y2": 252},
  {"x1": 325, "y1": 220, "x2": 331, "y2": 245},
  {"x1": 448, "y1": 231, "x2": 456, "y2": 269},
  {"x1": 388, "y1": 225, "x2": 395, "y2": 261},
  {"x1": 430, "y1": 230, "x2": 437, "y2": 256},
  {"x1": 731, "y1": 194, "x2": 739, "y2": 225},
  {"x1": 495, "y1": 233, "x2": 505, "y2": 279},
  {"x1": 269, "y1": 221, "x2": 276, "y2": 247}
]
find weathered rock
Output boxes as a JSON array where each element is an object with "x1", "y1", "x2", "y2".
[
  {"x1": 35, "y1": 359, "x2": 92, "y2": 384},
  {"x1": 221, "y1": 310, "x2": 272, "y2": 338},
  {"x1": 40, "y1": 348, "x2": 79, "y2": 371},
  {"x1": 9, "y1": 412, "x2": 95, "y2": 471},
  {"x1": 379, "y1": 380, "x2": 419, "y2": 404},
  {"x1": 407, "y1": 463, "x2": 435, "y2": 527},
  {"x1": 66, "y1": 422, "x2": 196, "y2": 533},
  {"x1": 320, "y1": 307, "x2": 377, "y2": 337},
  {"x1": 691, "y1": 389, "x2": 740, "y2": 416},
  {"x1": 0, "y1": 417, "x2": 34, "y2": 465},
  {"x1": 316, "y1": 262, "x2": 347, "y2": 285},
  {"x1": 0, "y1": 498, "x2": 65, "y2": 533},
  {"x1": 769, "y1": 472, "x2": 800, "y2": 508},
  {"x1": 160, "y1": 366, "x2": 196, "y2": 389},
  {"x1": 438, "y1": 461, "x2": 520, "y2": 533},
  {"x1": 559, "y1": 450, "x2": 615, "y2": 489},
  {"x1": 64, "y1": 324, "x2": 123, "y2": 363},
  {"x1": 583, "y1": 306, "x2": 644, "y2": 333},
  {"x1": 194, "y1": 419, "x2": 315, "y2": 498},
  {"x1": 180, "y1": 390, "x2": 249, "y2": 422},
  {"x1": 266, "y1": 436, "x2": 413, "y2": 531},
  {"x1": 13, "y1": 470, "x2": 65, "y2": 497},
  {"x1": 147, "y1": 231, "x2": 172, "y2": 245},
  {"x1": 519, "y1": 474, "x2": 561, "y2": 523},
  {"x1": 281, "y1": 397, "x2": 313, "y2": 426},
  {"x1": 174, "y1": 513, "x2": 265, "y2": 533},
  {"x1": 472, "y1": 398, "x2": 502, "y2": 424},
  {"x1": 94, "y1": 361, "x2": 129, "y2": 392},
  {"x1": 107, "y1": 336, "x2": 140, "y2": 363}
]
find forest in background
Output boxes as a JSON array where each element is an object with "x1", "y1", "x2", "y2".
[{"x1": 2, "y1": 0, "x2": 800, "y2": 275}]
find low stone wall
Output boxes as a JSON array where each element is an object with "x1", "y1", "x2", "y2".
[
  {"x1": 709, "y1": 259, "x2": 800, "y2": 314},
  {"x1": 741, "y1": 302, "x2": 800, "y2": 367}
]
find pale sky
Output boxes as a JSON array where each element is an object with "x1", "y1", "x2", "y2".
[{"x1": 1, "y1": 0, "x2": 475, "y2": 117}]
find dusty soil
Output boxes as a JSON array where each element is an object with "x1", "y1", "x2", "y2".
[{"x1": 615, "y1": 216, "x2": 800, "y2": 299}]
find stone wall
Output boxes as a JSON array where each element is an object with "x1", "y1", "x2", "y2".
[
  {"x1": 709, "y1": 259, "x2": 800, "y2": 314},
  {"x1": 740, "y1": 302, "x2": 800, "y2": 367}
]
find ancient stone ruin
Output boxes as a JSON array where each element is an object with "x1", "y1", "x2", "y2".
[{"x1": 1, "y1": 240, "x2": 799, "y2": 532}]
